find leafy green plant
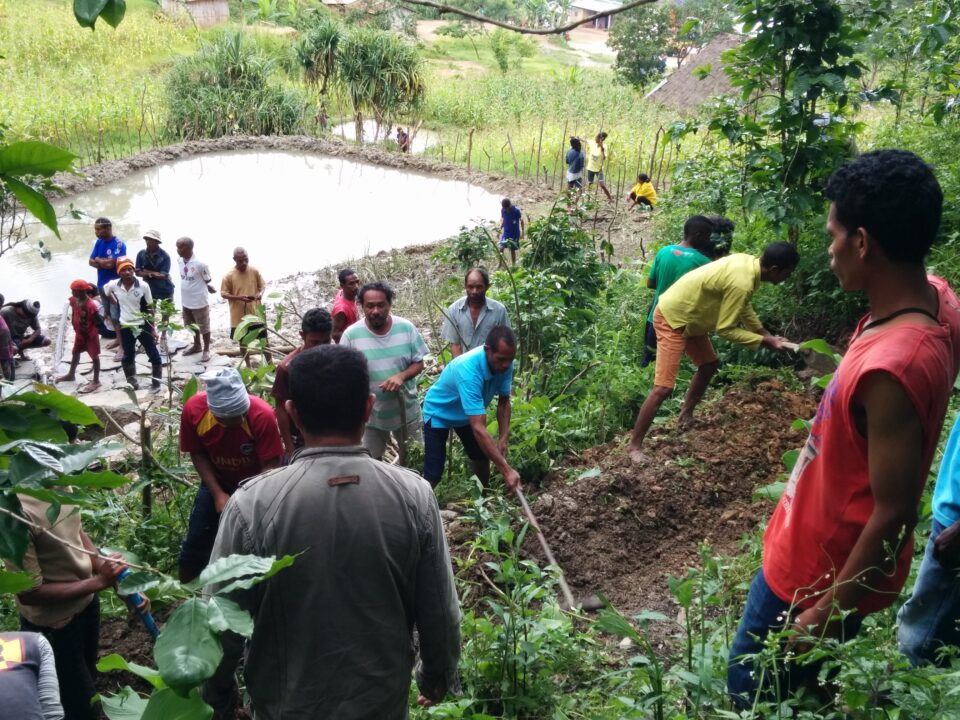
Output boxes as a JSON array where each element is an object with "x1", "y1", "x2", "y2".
[{"x1": 166, "y1": 31, "x2": 308, "y2": 139}]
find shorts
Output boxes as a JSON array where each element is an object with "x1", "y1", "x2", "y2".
[
  {"x1": 566, "y1": 171, "x2": 583, "y2": 188},
  {"x1": 362, "y1": 419, "x2": 424, "y2": 460},
  {"x1": 231, "y1": 324, "x2": 267, "y2": 343},
  {"x1": 183, "y1": 306, "x2": 211, "y2": 335},
  {"x1": 72, "y1": 333, "x2": 100, "y2": 359},
  {"x1": 652, "y1": 307, "x2": 717, "y2": 389},
  {"x1": 587, "y1": 169, "x2": 604, "y2": 183},
  {"x1": 499, "y1": 237, "x2": 520, "y2": 251},
  {"x1": 14, "y1": 334, "x2": 47, "y2": 349}
]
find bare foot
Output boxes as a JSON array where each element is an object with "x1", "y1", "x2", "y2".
[
  {"x1": 677, "y1": 416, "x2": 704, "y2": 432},
  {"x1": 627, "y1": 447, "x2": 648, "y2": 465},
  {"x1": 78, "y1": 382, "x2": 101, "y2": 394},
  {"x1": 183, "y1": 346, "x2": 201, "y2": 356},
  {"x1": 106, "y1": 340, "x2": 119, "y2": 350},
  {"x1": 55, "y1": 374, "x2": 75, "y2": 383},
  {"x1": 201, "y1": 351, "x2": 211, "y2": 362}
]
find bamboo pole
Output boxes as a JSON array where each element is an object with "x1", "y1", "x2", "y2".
[
  {"x1": 535, "y1": 119, "x2": 544, "y2": 185},
  {"x1": 466, "y1": 128, "x2": 474, "y2": 172},
  {"x1": 506, "y1": 134, "x2": 519, "y2": 177}
]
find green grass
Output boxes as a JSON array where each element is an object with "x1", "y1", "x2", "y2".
[{"x1": 0, "y1": 0, "x2": 199, "y2": 157}]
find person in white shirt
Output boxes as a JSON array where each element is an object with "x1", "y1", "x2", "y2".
[
  {"x1": 176, "y1": 237, "x2": 217, "y2": 363},
  {"x1": 103, "y1": 257, "x2": 162, "y2": 392}
]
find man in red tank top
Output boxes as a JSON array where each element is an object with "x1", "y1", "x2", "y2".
[{"x1": 728, "y1": 149, "x2": 960, "y2": 707}]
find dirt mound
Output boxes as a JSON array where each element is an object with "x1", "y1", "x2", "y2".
[{"x1": 526, "y1": 379, "x2": 818, "y2": 617}]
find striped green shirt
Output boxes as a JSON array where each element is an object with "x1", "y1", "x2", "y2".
[{"x1": 341, "y1": 316, "x2": 428, "y2": 431}]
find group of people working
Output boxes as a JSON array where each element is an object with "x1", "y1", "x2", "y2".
[
  {"x1": 3, "y1": 149, "x2": 960, "y2": 718},
  {"x1": 564, "y1": 131, "x2": 659, "y2": 212}
]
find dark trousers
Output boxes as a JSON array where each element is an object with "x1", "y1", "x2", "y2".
[
  {"x1": 22, "y1": 595, "x2": 100, "y2": 720},
  {"x1": 179, "y1": 484, "x2": 224, "y2": 582},
  {"x1": 422, "y1": 419, "x2": 486, "y2": 487},
  {"x1": 727, "y1": 571, "x2": 862, "y2": 709},
  {"x1": 120, "y1": 325, "x2": 161, "y2": 365}
]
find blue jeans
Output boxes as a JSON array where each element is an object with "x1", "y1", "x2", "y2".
[
  {"x1": 179, "y1": 484, "x2": 224, "y2": 582},
  {"x1": 727, "y1": 570, "x2": 862, "y2": 709},
  {"x1": 897, "y1": 520, "x2": 960, "y2": 665}
]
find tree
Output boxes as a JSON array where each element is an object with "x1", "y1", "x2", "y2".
[
  {"x1": 678, "y1": 0, "x2": 881, "y2": 236},
  {"x1": 608, "y1": 4, "x2": 672, "y2": 89},
  {"x1": 336, "y1": 27, "x2": 426, "y2": 140}
]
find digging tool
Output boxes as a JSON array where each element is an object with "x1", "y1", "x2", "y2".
[{"x1": 514, "y1": 485, "x2": 603, "y2": 612}]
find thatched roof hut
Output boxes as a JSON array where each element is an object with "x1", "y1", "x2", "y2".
[{"x1": 646, "y1": 32, "x2": 744, "y2": 113}]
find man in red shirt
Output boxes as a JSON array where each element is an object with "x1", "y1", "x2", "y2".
[
  {"x1": 178, "y1": 367, "x2": 283, "y2": 582},
  {"x1": 331, "y1": 268, "x2": 360, "y2": 344},
  {"x1": 271, "y1": 307, "x2": 332, "y2": 458},
  {"x1": 728, "y1": 149, "x2": 960, "y2": 706}
]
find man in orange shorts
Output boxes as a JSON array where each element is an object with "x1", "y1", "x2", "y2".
[{"x1": 627, "y1": 243, "x2": 799, "y2": 464}]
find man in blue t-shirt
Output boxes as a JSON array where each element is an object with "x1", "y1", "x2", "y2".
[
  {"x1": 422, "y1": 325, "x2": 520, "y2": 490},
  {"x1": 87, "y1": 217, "x2": 126, "y2": 331},
  {"x1": 499, "y1": 199, "x2": 525, "y2": 266},
  {"x1": 898, "y1": 413, "x2": 960, "y2": 665}
]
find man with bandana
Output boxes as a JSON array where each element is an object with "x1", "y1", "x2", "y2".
[{"x1": 178, "y1": 368, "x2": 283, "y2": 582}]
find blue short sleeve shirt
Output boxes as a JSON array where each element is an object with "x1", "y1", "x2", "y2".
[
  {"x1": 90, "y1": 236, "x2": 127, "y2": 288},
  {"x1": 423, "y1": 346, "x2": 513, "y2": 428}
]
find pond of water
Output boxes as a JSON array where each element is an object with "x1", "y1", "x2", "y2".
[
  {"x1": 330, "y1": 120, "x2": 439, "y2": 154},
  {"x1": 2, "y1": 150, "x2": 497, "y2": 313}
]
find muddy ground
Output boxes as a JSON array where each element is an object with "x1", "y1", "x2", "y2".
[{"x1": 524, "y1": 378, "x2": 818, "y2": 620}]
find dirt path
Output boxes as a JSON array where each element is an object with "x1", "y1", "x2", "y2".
[{"x1": 523, "y1": 379, "x2": 817, "y2": 619}]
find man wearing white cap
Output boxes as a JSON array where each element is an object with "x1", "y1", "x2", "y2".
[
  {"x1": 178, "y1": 368, "x2": 283, "y2": 582},
  {"x1": 135, "y1": 230, "x2": 174, "y2": 304}
]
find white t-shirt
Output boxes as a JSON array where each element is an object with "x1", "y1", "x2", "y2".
[
  {"x1": 179, "y1": 256, "x2": 213, "y2": 309},
  {"x1": 104, "y1": 279, "x2": 153, "y2": 326}
]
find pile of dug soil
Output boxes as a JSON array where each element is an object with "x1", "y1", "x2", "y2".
[{"x1": 525, "y1": 379, "x2": 818, "y2": 618}]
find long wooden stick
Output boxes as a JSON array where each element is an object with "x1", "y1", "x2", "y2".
[{"x1": 514, "y1": 485, "x2": 577, "y2": 610}]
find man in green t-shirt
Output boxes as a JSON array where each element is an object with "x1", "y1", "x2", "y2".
[
  {"x1": 642, "y1": 215, "x2": 717, "y2": 366},
  {"x1": 340, "y1": 282, "x2": 427, "y2": 460}
]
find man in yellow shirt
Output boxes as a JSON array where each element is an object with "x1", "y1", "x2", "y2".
[
  {"x1": 628, "y1": 173, "x2": 658, "y2": 211},
  {"x1": 586, "y1": 131, "x2": 613, "y2": 201},
  {"x1": 627, "y1": 243, "x2": 799, "y2": 463},
  {"x1": 221, "y1": 247, "x2": 270, "y2": 367}
]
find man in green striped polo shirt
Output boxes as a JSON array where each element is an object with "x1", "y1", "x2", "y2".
[{"x1": 341, "y1": 282, "x2": 428, "y2": 460}]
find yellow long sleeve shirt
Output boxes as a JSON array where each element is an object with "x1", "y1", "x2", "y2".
[{"x1": 657, "y1": 254, "x2": 766, "y2": 349}]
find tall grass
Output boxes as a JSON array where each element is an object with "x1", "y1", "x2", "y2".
[{"x1": 0, "y1": 0, "x2": 197, "y2": 151}]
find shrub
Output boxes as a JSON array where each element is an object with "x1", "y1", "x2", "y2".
[{"x1": 166, "y1": 31, "x2": 308, "y2": 139}]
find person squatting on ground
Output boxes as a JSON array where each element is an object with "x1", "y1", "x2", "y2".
[
  {"x1": 422, "y1": 325, "x2": 520, "y2": 490},
  {"x1": 177, "y1": 236, "x2": 217, "y2": 363},
  {"x1": 201, "y1": 344, "x2": 461, "y2": 719},
  {"x1": 586, "y1": 131, "x2": 613, "y2": 201},
  {"x1": 627, "y1": 173, "x2": 658, "y2": 211},
  {"x1": 627, "y1": 243, "x2": 799, "y2": 464},
  {"x1": 55, "y1": 280, "x2": 102, "y2": 394},
  {"x1": 0, "y1": 631, "x2": 63, "y2": 720},
  {"x1": 104, "y1": 257, "x2": 164, "y2": 392},
  {"x1": 565, "y1": 136, "x2": 585, "y2": 190},
  {"x1": 331, "y1": 267, "x2": 360, "y2": 344},
  {"x1": 727, "y1": 149, "x2": 960, "y2": 706},
  {"x1": 0, "y1": 294, "x2": 15, "y2": 380},
  {"x1": 221, "y1": 247, "x2": 270, "y2": 367},
  {"x1": 641, "y1": 215, "x2": 717, "y2": 367},
  {"x1": 178, "y1": 368, "x2": 283, "y2": 582},
  {"x1": 899, "y1": 412, "x2": 960, "y2": 665},
  {"x1": 441, "y1": 267, "x2": 511, "y2": 357},
  {"x1": 499, "y1": 198, "x2": 525, "y2": 266},
  {"x1": 87, "y1": 217, "x2": 125, "y2": 353},
  {"x1": 272, "y1": 307, "x2": 332, "y2": 459},
  {"x1": 8, "y1": 493, "x2": 131, "y2": 720},
  {"x1": 340, "y1": 282, "x2": 427, "y2": 461},
  {"x1": 0, "y1": 299, "x2": 50, "y2": 360}
]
